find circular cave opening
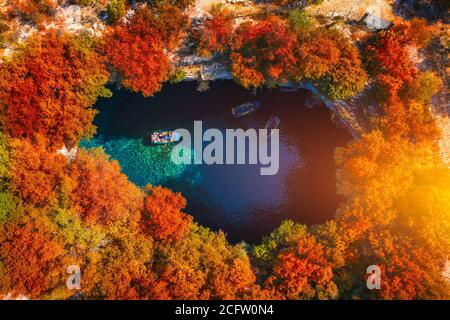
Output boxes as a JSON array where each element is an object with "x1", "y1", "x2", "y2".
[{"x1": 83, "y1": 80, "x2": 352, "y2": 243}]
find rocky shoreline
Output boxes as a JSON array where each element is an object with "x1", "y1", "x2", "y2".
[{"x1": 176, "y1": 55, "x2": 371, "y2": 139}]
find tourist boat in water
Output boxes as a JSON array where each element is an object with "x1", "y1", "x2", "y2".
[
  {"x1": 231, "y1": 101, "x2": 261, "y2": 118},
  {"x1": 148, "y1": 130, "x2": 182, "y2": 145}
]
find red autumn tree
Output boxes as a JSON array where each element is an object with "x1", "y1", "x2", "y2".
[
  {"x1": 380, "y1": 97, "x2": 441, "y2": 142},
  {"x1": 318, "y1": 31, "x2": 368, "y2": 101},
  {"x1": 0, "y1": 31, "x2": 111, "y2": 147},
  {"x1": 333, "y1": 130, "x2": 435, "y2": 239},
  {"x1": 81, "y1": 232, "x2": 154, "y2": 299},
  {"x1": 105, "y1": 24, "x2": 169, "y2": 97},
  {"x1": 230, "y1": 17, "x2": 297, "y2": 88},
  {"x1": 353, "y1": 230, "x2": 449, "y2": 299},
  {"x1": 366, "y1": 18, "x2": 433, "y2": 98},
  {"x1": 149, "y1": 4, "x2": 189, "y2": 51},
  {"x1": 192, "y1": 5, "x2": 234, "y2": 57},
  {"x1": 334, "y1": 130, "x2": 448, "y2": 241},
  {"x1": 9, "y1": 136, "x2": 66, "y2": 206},
  {"x1": 391, "y1": 17, "x2": 434, "y2": 49},
  {"x1": 294, "y1": 31, "x2": 341, "y2": 80},
  {"x1": 365, "y1": 18, "x2": 442, "y2": 143},
  {"x1": 0, "y1": 217, "x2": 65, "y2": 298},
  {"x1": 150, "y1": 230, "x2": 257, "y2": 299},
  {"x1": 139, "y1": 272, "x2": 172, "y2": 300},
  {"x1": 369, "y1": 29, "x2": 416, "y2": 95},
  {"x1": 401, "y1": 71, "x2": 443, "y2": 105},
  {"x1": 142, "y1": 185, "x2": 192, "y2": 241},
  {"x1": 333, "y1": 122, "x2": 449, "y2": 299},
  {"x1": 7, "y1": 0, "x2": 57, "y2": 24},
  {"x1": 208, "y1": 257, "x2": 257, "y2": 299},
  {"x1": 104, "y1": 5, "x2": 187, "y2": 97},
  {"x1": 265, "y1": 233, "x2": 337, "y2": 299},
  {"x1": 69, "y1": 148, "x2": 144, "y2": 226}
]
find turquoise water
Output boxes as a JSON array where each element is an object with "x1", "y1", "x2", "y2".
[
  {"x1": 83, "y1": 81, "x2": 351, "y2": 243},
  {"x1": 81, "y1": 136, "x2": 196, "y2": 187}
]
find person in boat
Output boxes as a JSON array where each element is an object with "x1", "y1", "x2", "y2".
[{"x1": 149, "y1": 131, "x2": 181, "y2": 145}]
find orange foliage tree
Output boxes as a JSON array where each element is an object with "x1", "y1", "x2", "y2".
[
  {"x1": 0, "y1": 216, "x2": 65, "y2": 298},
  {"x1": 334, "y1": 131, "x2": 434, "y2": 238},
  {"x1": 319, "y1": 33, "x2": 368, "y2": 101},
  {"x1": 365, "y1": 18, "x2": 442, "y2": 143},
  {"x1": 391, "y1": 17, "x2": 434, "y2": 48},
  {"x1": 104, "y1": 5, "x2": 187, "y2": 97},
  {"x1": 151, "y1": 229, "x2": 258, "y2": 299},
  {"x1": 9, "y1": 136, "x2": 66, "y2": 207},
  {"x1": 293, "y1": 31, "x2": 341, "y2": 80},
  {"x1": 81, "y1": 232, "x2": 154, "y2": 299},
  {"x1": 361, "y1": 231, "x2": 448, "y2": 299},
  {"x1": 366, "y1": 18, "x2": 434, "y2": 97},
  {"x1": 380, "y1": 97, "x2": 441, "y2": 142},
  {"x1": 69, "y1": 148, "x2": 144, "y2": 226},
  {"x1": 142, "y1": 186, "x2": 192, "y2": 241},
  {"x1": 191, "y1": 5, "x2": 235, "y2": 58},
  {"x1": 367, "y1": 30, "x2": 416, "y2": 96},
  {"x1": 0, "y1": 31, "x2": 111, "y2": 147},
  {"x1": 266, "y1": 234, "x2": 337, "y2": 299},
  {"x1": 252, "y1": 221, "x2": 337, "y2": 299},
  {"x1": 7, "y1": 0, "x2": 57, "y2": 24},
  {"x1": 288, "y1": 16, "x2": 367, "y2": 100},
  {"x1": 334, "y1": 129, "x2": 450, "y2": 298},
  {"x1": 230, "y1": 17, "x2": 297, "y2": 88}
]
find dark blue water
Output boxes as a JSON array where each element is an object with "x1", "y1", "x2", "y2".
[{"x1": 83, "y1": 81, "x2": 351, "y2": 243}]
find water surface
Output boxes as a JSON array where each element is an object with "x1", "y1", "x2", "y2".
[{"x1": 84, "y1": 81, "x2": 351, "y2": 243}]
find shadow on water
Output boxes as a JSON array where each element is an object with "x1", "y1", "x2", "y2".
[{"x1": 83, "y1": 80, "x2": 352, "y2": 243}]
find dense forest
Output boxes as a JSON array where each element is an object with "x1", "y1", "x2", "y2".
[{"x1": 0, "y1": 0, "x2": 448, "y2": 299}]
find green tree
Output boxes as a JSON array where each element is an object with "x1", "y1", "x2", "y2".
[
  {"x1": 401, "y1": 71, "x2": 443, "y2": 104},
  {"x1": 107, "y1": 0, "x2": 127, "y2": 24},
  {"x1": 287, "y1": 9, "x2": 312, "y2": 34}
]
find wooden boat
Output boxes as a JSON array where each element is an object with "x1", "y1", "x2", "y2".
[
  {"x1": 148, "y1": 130, "x2": 182, "y2": 145},
  {"x1": 231, "y1": 101, "x2": 261, "y2": 118}
]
